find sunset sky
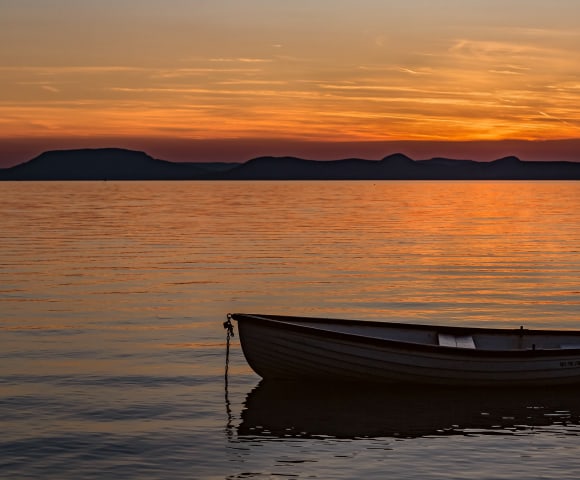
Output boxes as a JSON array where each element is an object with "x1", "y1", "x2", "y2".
[{"x1": 2, "y1": 0, "x2": 580, "y2": 166}]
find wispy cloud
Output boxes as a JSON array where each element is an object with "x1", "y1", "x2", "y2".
[
  {"x1": 41, "y1": 85, "x2": 60, "y2": 93},
  {"x1": 448, "y1": 39, "x2": 554, "y2": 59},
  {"x1": 0, "y1": 66, "x2": 148, "y2": 75},
  {"x1": 217, "y1": 80, "x2": 288, "y2": 86},
  {"x1": 397, "y1": 67, "x2": 432, "y2": 76},
  {"x1": 209, "y1": 57, "x2": 273, "y2": 63},
  {"x1": 488, "y1": 69, "x2": 524, "y2": 76}
]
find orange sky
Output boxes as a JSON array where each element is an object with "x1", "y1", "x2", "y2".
[{"x1": 1, "y1": 1, "x2": 580, "y2": 165}]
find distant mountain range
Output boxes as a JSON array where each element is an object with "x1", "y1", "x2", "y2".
[{"x1": 1, "y1": 147, "x2": 579, "y2": 180}]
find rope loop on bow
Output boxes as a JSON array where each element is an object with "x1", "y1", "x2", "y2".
[{"x1": 223, "y1": 314, "x2": 235, "y2": 338}]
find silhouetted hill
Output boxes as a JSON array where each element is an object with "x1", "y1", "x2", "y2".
[
  {"x1": 0, "y1": 148, "x2": 579, "y2": 180},
  {"x1": 223, "y1": 153, "x2": 580, "y2": 180},
  {"x1": 0, "y1": 148, "x2": 239, "y2": 180}
]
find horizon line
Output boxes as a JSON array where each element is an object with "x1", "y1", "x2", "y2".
[{"x1": 1, "y1": 138, "x2": 580, "y2": 168}]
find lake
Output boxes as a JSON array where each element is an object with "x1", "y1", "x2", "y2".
[{"x1": 1, "y1": 180, "x2": 580, "y2": 479}]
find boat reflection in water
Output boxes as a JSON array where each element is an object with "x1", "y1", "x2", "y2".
[{"x1": 238, "y1": 381, "x2": 580, "y2": 439}]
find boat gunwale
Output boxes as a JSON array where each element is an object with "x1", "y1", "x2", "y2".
[{"x1": 230, "y1": 313, "x2": 580, "y2": 358}]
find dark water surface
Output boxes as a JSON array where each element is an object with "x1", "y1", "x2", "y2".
[{"x1": 1, "y1": 181, "x2": 579, "y2": 479}]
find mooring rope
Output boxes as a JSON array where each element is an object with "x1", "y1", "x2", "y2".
[{"x1": 223, "y1": 314, "x2": 235, "y2": 439}]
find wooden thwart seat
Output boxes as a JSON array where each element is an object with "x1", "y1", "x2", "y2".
[{"x1": 438, "y1": 333, "x2": 476, "y2": 349}]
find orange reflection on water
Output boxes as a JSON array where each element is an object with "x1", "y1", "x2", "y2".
[{"x1": 1, "y1": 180, "x2": 579, "y2": 339}]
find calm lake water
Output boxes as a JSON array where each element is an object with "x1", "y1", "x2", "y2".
[{"x1": 1, "y1": 180, "x2": 580, "y2": 479}]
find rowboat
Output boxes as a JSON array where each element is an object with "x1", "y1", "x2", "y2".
[{"x1": 227, "y1": 313, "x2": 580, "y2": 386}]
